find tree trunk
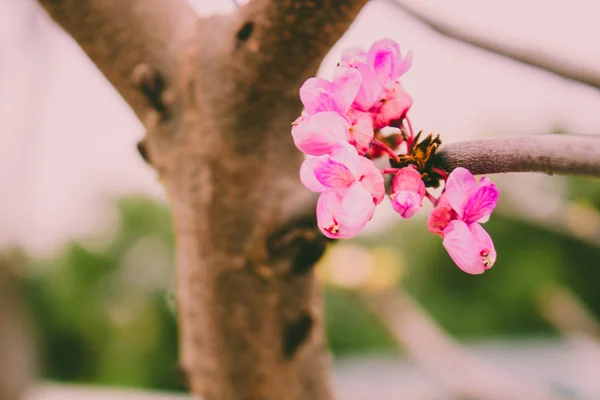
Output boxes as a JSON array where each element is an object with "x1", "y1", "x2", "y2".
[{"x1": 35, "y1": 1, "x2": 370, "y2": 399}]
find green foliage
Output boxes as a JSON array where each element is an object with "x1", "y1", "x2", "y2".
[{"x1": 18, "y1": 177, "x2": 600, "y2": 390}]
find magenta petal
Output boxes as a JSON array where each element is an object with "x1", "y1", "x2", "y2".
[
  {"x1": 394, "y1": 49, "x2": 413, "y2": 78},
  {"x1": 469, "y1": 223, "x2": 496, "y2": 269},
  {"x1": 316, "y1": 184, "x2": 375, "y2": 239},
  {"x1": 341, "y1": 46, "x2": 367, "y2": 65},
  {"x1": 332, "y1": 67, "x2": 362, "y2": 113},
  {"x1": 372, "y1": 83, "x2": 412, "y2": 129},
  {"x1": 313, "y1": 156, "x2": 355, "y2": 189},
  {"x1": 291, "y1": 112, "x2": 349, "y2": 156},
  {"x1": 357, "y1": 156, "x2": 386, "y2": 205},
  {"x1": 367, "y1": 38, "x2": 401, "y2": 84},
  {"x1": 445, "y1": 167, "x2": 479, "y2": 219},
  {"x1": 316, "y1": 192, "x2": 341, "y2": 237},
  {"x1": 352, "y1": 63, "x2": 385, "y2": 111},
  {"x1": 329, "y1": 142, "x2": 361, "y2": 178},
  {"x1": 299, "y1": 157, "x2": 328, "y2": 192},
  {"x1": 299, "y1": 77, "x2": 338, "y2": 115},
  {"x1": 391, "y1": 167, "x2": 425, "y2": 195},
  {"x1": 346, "y1": 110, "x2": 375, "y2": 155},
  {"x1": 463, "y1": 183, "x2": 499, "y2": 225},
  {"x1": 442, "y1": 220, "x2": 488, "y2": 275},
  {"x1": 392, "y1": 191, "x2": 422, "y2": 219}
]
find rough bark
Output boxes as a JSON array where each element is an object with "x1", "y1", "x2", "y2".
[{"x1": 36, "y1": 1, "x2": 368, "y2": 399}]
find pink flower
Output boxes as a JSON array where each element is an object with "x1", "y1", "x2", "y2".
[
  {"x1": 300, "y1": 142, "x2": 384, "y2": 204},
  {"x1": 300, "y1": 143, "x2": 385, "y2": 238},
  {"x1": 316, "y1": 185, "x2": 375, "y2": 239},
  {"x1": 372, "y1": 82, "x2": 413, "y2": 130},
  {"x1": 291, "y1": 112, "x2": 349, "y2": 156},
  {"x1": 299, "y1": 67, "x2": 374, "y2": 155},
  {"x1": 340, "y1": 38, "x2": 413, "y2": 113},
  {"x1": 428, "y1": 167, "x2": 499, "y2": 275},
  {"x1": 299, "y1": 67, "x2": 361, "y2": 116},
  {"x1": 390, "y1": 166, "x2": 426, "y2": 218},
  {"x1": 346, "y1": 109, "x2": 375, "y2": 155}
]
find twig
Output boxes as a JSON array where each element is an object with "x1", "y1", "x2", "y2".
[
  {"x1": 386, "y1": 0, "x2": 600, "y2": 90},
  {"x1": 437, "y1": 134, "x2": 600, "y2": 177}
]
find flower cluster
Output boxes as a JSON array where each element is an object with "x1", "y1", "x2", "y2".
[{"x1": 291, "y1": 38, "x2": 499, "y2": 275}]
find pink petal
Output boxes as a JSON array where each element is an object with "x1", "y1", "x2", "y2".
[
  {"x1": 445, "y1": 167, "x2": 479, "y2": 219},
  {"x1": 329, "y1": 142, "x2": 361, "y2": 178},
  {"x1": 442, "y1": 220, "x2": 490, "y2": 275},
  {"x1": 469, "y1": 223, "x2": 497, "y2": 269},
  {"x1": 391, "y1": 166, "x2": 425, "y2": 196},
  {"x1": 463, "y1": 183, "x2": 500, "y2": 225},
  {"x1": 313, "y1": 156, "x2": 355, "y2": 189},
  {"x1": 427, "y1": 201, "x2": 455, "y2": 236},
  {"x1": 473, "y1": 177, "x2": 496, "y2": 223},
  {"x1": 291, "y1": 112, "x2": 349, "y2": 156},
  {"x1": 394, "y1": 49, "x2": 413, "y2": 79},
  {"x1": 340, "y1": 46, "x2": 367, "y2": 66},
  {"x1": 392, "y1": 190, "x2": 422, "y2": 219},
  {"x1": 367, "y1": 38, "x2": 401, "y2": 84},
  {"x1": 316, "y1": 184, "x2": 375, "y2": 239},
  {"x1": 299, "y1": 77, "x2": 337, "y2": 115},
  {"x1": 346, "y1": 109, "x2": 375, "y2": 155},
  {"x1": 352, "y1": 63, "x2": 385, "y2": 111},
  {"x1": 299, "y1": 157, "x2": 328, "y2": 192},
  {"x1": 372, "y1": 82, "x2": 412, "y2": 130},
  {"x1": 357, "y1": 156, "x2": 386, "y2": 205},
  {"x1": 332, "y1": 67, "x2": 362, "y2": 113}
]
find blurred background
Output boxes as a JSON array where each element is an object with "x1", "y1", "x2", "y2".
[{"x1": 1, "y1": 0, "x2": 600, "y2": 398}]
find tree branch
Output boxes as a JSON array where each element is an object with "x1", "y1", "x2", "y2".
[
  {"x1": 437, "y1": 134, "x2": 600, "y2": 177},
  {"x1": 238, "y1": 0, "x2": 370, "y2": 90},
  {"x1": 361, "y1": 289, "x2": 560, "y2": 400},
  {"x1": 36, "y1": 0, "x2": 198, "y2": 119},
  {"x1": 387, "y1": 0, "x2": 600, "y2": 90}
]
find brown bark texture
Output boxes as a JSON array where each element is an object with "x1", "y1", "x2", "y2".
[{"x1": 35, "y1": 1, "x2": 369, "y2": 399}]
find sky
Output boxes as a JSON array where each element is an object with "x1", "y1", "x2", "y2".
[{"x1": 0, "y1": 0, "x2": 599, "y2": 255}]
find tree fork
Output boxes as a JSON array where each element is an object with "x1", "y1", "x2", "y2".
[{"x1": 36, "y1": 1, "x2": 369, "y2": 399}]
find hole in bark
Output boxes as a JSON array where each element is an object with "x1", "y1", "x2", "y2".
[
  {"x1": 283, "y1": 312, "x2": 313, "y2": 359},
  {"x1": 136, "y1": 140, "x2": 150, "y2": 164},
  {"x1": 291, "y1": 238, "x2": 329, "y2": 276},
  {"x1": 131, "y1": 64, "x2": 171, "y2": 120},
  {"x1": 267, "y1": 216, "x2": 332, "y2": 276},
  {"x1": 236, "y1": 21, "x2": 254, "y2": 42}
]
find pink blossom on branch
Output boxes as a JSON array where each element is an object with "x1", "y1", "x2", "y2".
[
  {"x1": 340, "y1": 38, "x2": 413, "y2": 128},
  {"x1": 291, "y1": 112, "x2": 349, "y2": 156},
  {"x1": 291, "y1": 37, "x2": 501, "y2": 276},
  {"x1": 390, "y1": 166, "x2": 426, "y2": 218},
  {"x1": 299, "y1": 143, "x2": 385, "y2": 238},
  {"x1": 428, "y1": 167, "x2": 499, "y2": 274},
  {"x1": 298, "y1": 66, "x2": 375, "y2": 155}
]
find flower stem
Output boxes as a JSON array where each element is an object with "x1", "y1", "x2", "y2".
[
  {"x1": 372, "y1": 139, "x2": 400, "y2": 162},
  {"x1": 425, "y1": 191, "x2": 438, "y2": 206},
  {"x1": 380, "y1": 168, "x2": 400, "y2": 175},
  {"x1": 432, "y1": 167, "x2": 449, "y2": 180},
  {"x1": 404, "y1": 116, "x2": 415, "y2": 151}
]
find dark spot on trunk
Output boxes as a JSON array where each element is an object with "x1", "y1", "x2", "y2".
[
  {"x1": 291, "y1": 237, "x2": 329, "y2": 275},
  {"x1": 136, "y1": 140, "x2": 150, "y2": 164},
  {"x1": 131, "y1": 63, "x2": 171, "y2": 120},
  {"x1": 283, "y1": 312, "x2": 313, "y2": 359},
  {"x1": 236, "y1": 22, "x2": 254, "y2": 42}
]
